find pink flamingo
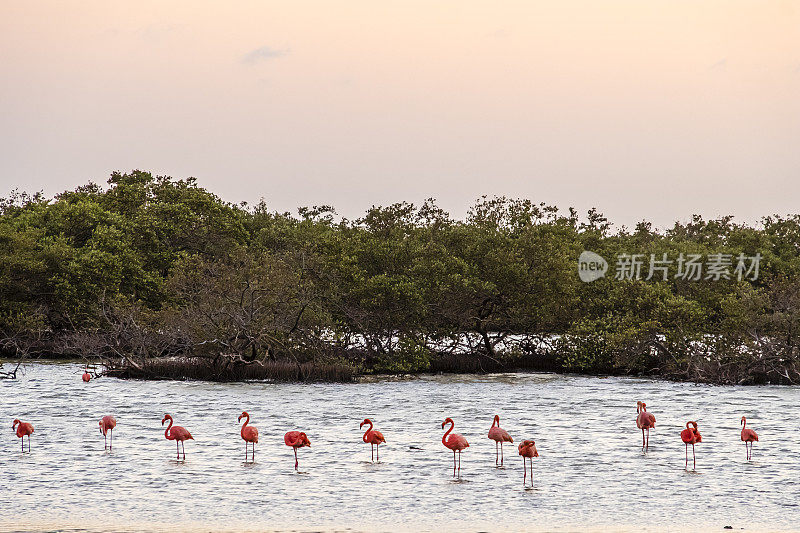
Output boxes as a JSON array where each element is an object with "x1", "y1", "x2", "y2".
[
  {"x1": 12, "y1": 419, "x2": 34, "y2": 452},
  {"x1": 680, "y1": 421, "x2": 702, "y2": 470},
  {"x1": 487, "y1": 414, "x2": 513, "y2": 465},
  {"x1": 99, "y1": 415, "x2": 117, "y2": 450},
  {"x1": 161, "y1": 414, "x2": 193, "y2": 460},
  {"x1": 518, "y1": 440, "x2": 539, "y2": 487},
  {"x1": 636, "y1": 401, "x2": 656, "y2": 451},
  {"x1": 284, "y1": 431, "x2": 311, "y2": 471},
  {"x1": 239, "y1": 411, "x2": 259, "y2": 462},
  {"x1": 360, "y1": 418, "x2": 386, "y2": 462},
  {"x1": 441, "y1": 417, "x2": 469, "y2": 477},
  {"x1": 82, "y1": 370, "x2": 91, "y2": 382},
  {"x1": 740, "y1": 416, "x2": 759, "y2": 460}
]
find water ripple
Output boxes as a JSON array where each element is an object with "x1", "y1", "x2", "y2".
[{"x1": 0, "y1": 364, "x2": 798, "y2": 531}]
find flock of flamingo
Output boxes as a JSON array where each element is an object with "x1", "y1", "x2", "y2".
[{"x1": 10, "y1": 373, "x2": 760, "y2": 486}]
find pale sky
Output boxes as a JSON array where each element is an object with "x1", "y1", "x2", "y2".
[{"x1": 1, "y1": 1, "x2": 798, "y2": 228}]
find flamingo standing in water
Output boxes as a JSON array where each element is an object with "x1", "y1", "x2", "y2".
[
  {"x1": 488, "y1": 415, "x2": 513, "y2": 466},
  {"x1": 740, "y1": 416, "x2": 759, "y2": 460},
  {"x1": 99, "y1": 415, "x2": 116, "y2": 450},
  {"x1": 238, "y1": 411, "x2": 259, "y2": 462},
  {"x1": 82, "y1": 370, "x2": 91, "y2": 382},
  {"x1": 680, "y1": 421, "x2": 702, "y2": 470},
  {"x1": 518, "y1": 440, "x2": 539, "y2": 487},
  {"x1": 441, "y1": 417, "x2": 469, "y2": 477},
  {"x1": 360, "y1": 418, "x2": 386, "y2": 462},
  {"x1": 12, "y1": 419, "x2": 34, "y2": 452},
  {"x1": 284, "y1": 431, "x2": 311, "y2": 471},
  {"x1": 636, "y1": 401, "x2": 656, "y2": 452},
  {"x1": 162, "y1": 414, "x2": 193, "y2": 460}
]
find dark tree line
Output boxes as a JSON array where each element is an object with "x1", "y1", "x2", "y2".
[{"x1": 1, "y1": 170, "x2": 800, "y2": 384}]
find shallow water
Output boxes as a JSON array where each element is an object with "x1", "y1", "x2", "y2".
[{"x1": 1, "y1": 363, "x2": 799, "y2": 532}]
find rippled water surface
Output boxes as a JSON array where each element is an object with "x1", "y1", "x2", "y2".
[{"x1": 2, "y1": 363, "x2": 799, "y2": 532}]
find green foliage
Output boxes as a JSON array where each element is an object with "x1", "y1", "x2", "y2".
[
  {"x1": 372, "y1": 337, "x2": 431, "y2": 374},
  {"x1": 3, "y1": 170, "x2": 800, "y2": 383}
]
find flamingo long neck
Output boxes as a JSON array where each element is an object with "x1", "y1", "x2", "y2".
[
  {"x1": 164, "y1": 418, "x2": 173, "y2": 439},
  {"x1": 442, "y1": 420, "x2": 454, "y2": 445},
  {"x1": 13, "y1": 419, "x2": 19, "y2": 430},
  {"x1": 362, "y1": 420, "x2": 373, "y2": 442},
  {"x1": 741, "y1": 418, "x2": 746, "y2": 429},
  {"x1": 241, "y1": 413, "x2": 250, "y2": 428},
  {"x1": 492, "y1": 416, "x2": 499, "y2": 428}
]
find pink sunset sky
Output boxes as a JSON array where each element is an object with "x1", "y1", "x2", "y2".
[{"x1": 1, "y1": 1, "x2": 798, "y2": 228}]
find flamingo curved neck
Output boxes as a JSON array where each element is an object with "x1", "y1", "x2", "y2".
[
  {"x1": 442, "y1": 420, "x2": 454, "y2": 444},
  {"x1": 241, "y1": 413, "x2": 250, "y2": 427},
  {"x1": 492, "y1": 416, "x2": 499, "y2": 428},
  {"x1": 362, "y1": 420, "x2": 373, "y2": 442},
  {"x1": 164, "y1": 418, "x2": 173, "y2": 439}
]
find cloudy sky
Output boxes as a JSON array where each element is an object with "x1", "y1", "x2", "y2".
[{"x1": 1, "y1": 1, "x2": 798, "y2": 228}]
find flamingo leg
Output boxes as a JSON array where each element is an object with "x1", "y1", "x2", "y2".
[
  {"x1": 523, "y1": 456, "x2": 527, "y2": 485},
  {"x1": 457, "y1": 450, "x2": 462, "y2": 478},
  {"x1": 376, "y1": 444, "x2": 379, "y2": 462},
  {"x1": 495, "y1": 441, "x2": 499, "y2": 465},
  {"x1": 294, "y1": 447, "x2": 298, "y2": 470},
  {"x1": 104, "y1": 433, "x2": 107, "y2": 450},
  {"x1": 371, "y1": 444, "x2": 374, "y2": 462},
  {"x1": 646, "y1": 429, "x2": 650, "y2": 452},
  {"x1": 110, "y1": 429, "x2": 113, "y2": 450},
  {"x1": 692, "y1": 444, "x2": 696, "y2": 470},
  {"x1": 500, "y1": 442, "x2": 504, "y2": 466},
  {"x1": 530, "y1": 458, "x2": 534, "y2": 486},
  {"x1": 452, "y1": 449, "x2": 456, "y2": 477},
  {"x1": 642, "y1": 428, "x2": 645, "y2": 450},
  {"x1": 685, "y1": 443, "x2": 688, "y2": 469}
]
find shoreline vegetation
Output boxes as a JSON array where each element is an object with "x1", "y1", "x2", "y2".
[{"x1": 2, "y1": 171, "x2": 800, "y2": 385}]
